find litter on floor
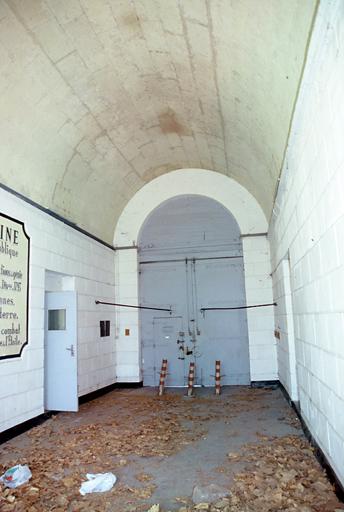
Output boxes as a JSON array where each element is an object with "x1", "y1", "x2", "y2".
[{"x1": 0, "y1": 386, "x2": 343, "y2": 512}]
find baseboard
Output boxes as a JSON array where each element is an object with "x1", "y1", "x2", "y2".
[
  {"x1": 279, "y1": 381, "x2": 344, "y2": 502},
  {"x1": 79, "y1": 380, "x2": 143, "y2": 404},
  {"x1": 0, "y1": 381, "x2": 144, "y2": 445},
  {"x1": 250, "y1": 380, "x2": 279, "y2": 388},
  {"x1": 0, "y1": 412, "x2": 54, "y2": 445}
]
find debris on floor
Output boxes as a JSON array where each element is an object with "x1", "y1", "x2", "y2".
[
  {"x1": 79, "y1": 472, "x2": 117, "y2": 495},
  {"x1": 225, "y1": 434, "x2": 344, "y2": 512},
  {"x1": 192, "y1": 484, "x2": 229, "y2": 504},
  {"x1": 0, "y1": 387, "x2": 343, "y2": 512},
  {"x1": 0, "y1": 464, "x2": 32, "y2": 488},
  {"x1": 147, "y1": 505, "x2": 160, "y2": 512}
]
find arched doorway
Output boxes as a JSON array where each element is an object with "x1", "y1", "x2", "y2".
[
  {"x1": 113, "y1": 169, "x2": 276, "y2": 385},
  {"x1": 138, "y1": 194, "x2": 250, "y2": 387}
]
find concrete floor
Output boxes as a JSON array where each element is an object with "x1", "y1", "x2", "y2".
[
  {"x1": 0, "y1": 386, "x2": 343, "y2": 512},
  {"x1": 127, "y1": 386, "x2": 298, "y2": 508}
]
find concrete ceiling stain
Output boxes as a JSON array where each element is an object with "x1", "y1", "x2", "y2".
[{"x1": 0, "y1": 0, "x2": 318, "y2": 243}]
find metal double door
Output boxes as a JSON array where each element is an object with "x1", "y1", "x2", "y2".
[{"x1": 140, "y1": 257, "x2": 250, "y2": 387}]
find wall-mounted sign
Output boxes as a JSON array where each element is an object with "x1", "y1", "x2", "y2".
[{"x1": 0, "y1": 213, "x2": 30, "y2": 359}]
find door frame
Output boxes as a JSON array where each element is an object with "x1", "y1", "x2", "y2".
[
  {"x1": 44, "y1": 290, "x2": 78, "y2": 411},
  {"x1": 113, "y1": 169, "x2": 276, "y2": 384}
]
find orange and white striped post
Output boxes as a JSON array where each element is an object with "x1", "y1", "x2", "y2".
[
  {"x1": 215, "y1": 360, "x2": 221, "y2": 395},
  {"x1": 158, "y1": 359, "x2": 168, "y2": 396},
  {"x1": 187, "y1": 362, "x2": 195, "y2": 396}
]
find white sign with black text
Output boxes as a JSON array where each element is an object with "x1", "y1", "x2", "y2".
[{"x1": 0, "y1": 213, "x2": 30, "y2": 359}]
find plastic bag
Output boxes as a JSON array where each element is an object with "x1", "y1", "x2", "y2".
[
  {"x1": 192, "y1": 483, "x2": 229, "y2": 504},
  {"x1": 0, "y1": 465, "x2": 32, "y2": 488},
  {"x1": 79, "y1": 472, "x2": 117, "y2": 495}
]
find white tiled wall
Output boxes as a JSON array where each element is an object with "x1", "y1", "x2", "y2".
[
  {"x1": 114, "y1": 249, "x2": 141, "y2": 382},
  {"x1": 243, "y1": 236, "x2": 277, "y2": 382},
  {"x1": 272, "y1": 259, "x2": 298, "y2": 401},
  {"x1": 0, "y1": 188, "x2": 116, "y2": 432},
  {"x1": 269, "y1": 0, "x2": 344, "y2": 486}
]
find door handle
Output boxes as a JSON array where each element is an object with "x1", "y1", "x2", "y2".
[{"x1": 66, "y1": 344, "x2": 75, "y2": 357}]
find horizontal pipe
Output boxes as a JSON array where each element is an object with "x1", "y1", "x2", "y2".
[
  {"x1": 240, "y1": 232, "x2": 268, "y2": 238},
  {"x1": 95, "y1": 300, "x2": 171, "y2": 313},
  {"x1": 114, "y1": 245, "x2": 138, "y2": 250},
  {"x1": 200, "y1": 302, "x2": 277, "y2": 312},
  {"x1": 140, "y1": 255, "x2": 242, "y2": 265}
]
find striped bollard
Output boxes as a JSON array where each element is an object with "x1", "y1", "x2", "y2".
[
  {"x1": 187, "y1": 362, "x2": 195, "y2": 396},
  {"x1": 158, "y1": 359, "x2": 168, "y2": 396},
  {"x1": 215, "y1": 360, "x2": 221, "y2": 395}
]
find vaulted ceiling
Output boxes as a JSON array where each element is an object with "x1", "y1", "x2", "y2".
[{"x1": 0, "y1": 0, "x2": 317, "y2": 243}]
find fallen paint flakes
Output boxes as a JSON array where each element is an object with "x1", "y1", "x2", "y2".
[
  {"x1": 226, "y1": 435, "x2": 343, "y2": 512},
  {"x1": 174, "y1": 496, "x2": 189, "y2": 503},
  {"x1": 0, "y1": 389, "x2": 343, "y2": 512},
  {"x1": 227, "y1": 452, "x2": 240, "y2": 460},
  {"x1": 135, "y1": 473, "x2": 153, "y2": 482},
  {"x1": 147, "y1": 505, "x2": 160, "y2": 512}
]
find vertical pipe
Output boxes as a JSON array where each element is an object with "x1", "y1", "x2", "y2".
[
  {"x1": 158, "y1": 359, "x2": 168, "y2": 396},
  {"x1": 187, "y1": 362, "x2": 195, "y2": 396},
  {"x1": 215, "y1": 360, "x2": 221, "y2": 395}
]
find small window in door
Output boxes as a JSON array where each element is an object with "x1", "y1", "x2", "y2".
[{"x1": 48, "y1": 309, "x2": 66, "y2": 330}]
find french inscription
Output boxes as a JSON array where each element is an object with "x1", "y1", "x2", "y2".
[{"x1": 0, "y1": 214, "x2": 30, "y2": 359}]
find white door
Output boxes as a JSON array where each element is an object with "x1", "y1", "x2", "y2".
[{"x1": 45, "y1": 291, "x2": 78, "y2": 411}]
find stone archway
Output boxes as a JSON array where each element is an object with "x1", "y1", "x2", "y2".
[{"x1": 113, "y1": 169, "x2": 276, "y2": 384}]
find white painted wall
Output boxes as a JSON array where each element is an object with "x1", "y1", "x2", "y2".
[
  {"x1": 243, "y1": 236, "x2": 277, "y2": 382},
  {"x1": 269, "y1": 0, "x2": 344, "y2": 486},
  {"x1": 114, "y1": 169, "x2": 277, "y2": 383},
  {"x1": 272, "y1": 259, "x2": 298, "y2": 401},
  {"x1": 114, "y1": 249, "x2": 140, "y2": 382},
  {"x1": 0, "y1": 187, "x2": 116, "y2": 433}
]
